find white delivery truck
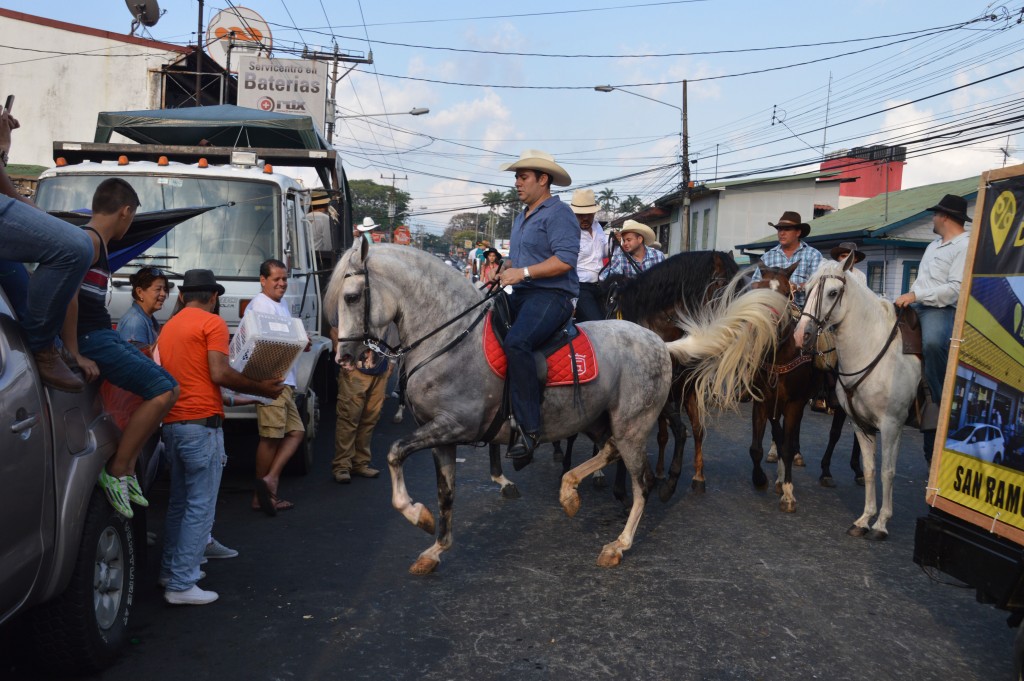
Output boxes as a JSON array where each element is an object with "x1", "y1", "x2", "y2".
[{"x1": 33, "y1": 105, "x2": 353, "y2": 473}]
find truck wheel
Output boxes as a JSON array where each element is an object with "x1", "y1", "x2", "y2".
[
  {"x1": 287, "y1": 389, "x2": 319, "y2": 476},
  {"x1": 29, "y1": 489, "x2": 135, "y2": 675}
]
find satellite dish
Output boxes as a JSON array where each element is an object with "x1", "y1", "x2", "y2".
[{"x1": 125, "y1": 0, "x2": 161, "y2": 35}]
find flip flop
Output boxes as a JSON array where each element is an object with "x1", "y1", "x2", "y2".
[
  {"x1": 273, "y1": 498, "x2": 295, "y2": 511},
  {"x1": 254, "y1": 478, "x2": 276, "y2": 517}
]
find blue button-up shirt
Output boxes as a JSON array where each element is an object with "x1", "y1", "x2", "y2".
[
  {"x1": 509, "y1": 195, "x2": 580, "y2": 296},
  {"x1": 601, "y1": 244, "x2": 665, "y2": 280},
  {"x1": 756, "y1": 241, "x2": 823, "y2": 307}
]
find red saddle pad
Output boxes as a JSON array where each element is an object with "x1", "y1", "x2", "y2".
[{"x1": 483, "y1": 312, "x2": 599, "y2": 386}]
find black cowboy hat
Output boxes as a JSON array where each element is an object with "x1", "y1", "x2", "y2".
[
  {"x1": 769, "y1": 210, "x2": 810, "y2": 238},
  {"x1": 179, "y1": 269, "x2": 225, "y2": 295},
  {"x1": 829, "y1": 241, "x2": 866, "y2": 263},
  {"x1": 926, "y1": 194, "x2": 972, "y2": 224},
  {"x1": 482, "y1": 247, "x2": 502, "y2": 260}
]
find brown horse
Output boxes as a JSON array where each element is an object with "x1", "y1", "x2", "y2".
[{"x1": 749, "y1": 265, "x2": 863, "y2": 513}]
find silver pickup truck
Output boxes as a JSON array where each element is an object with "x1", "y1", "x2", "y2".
[{"x1": 0, "y1": 288, "x2": 141, "y2": 674}]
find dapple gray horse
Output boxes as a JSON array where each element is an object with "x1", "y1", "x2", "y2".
[
  {"x1": 795, "y1": 257, "x2": 922, "y2": 540},
  {"x1": 327, "y1": 241, "x2": 785, "y2": 572}
]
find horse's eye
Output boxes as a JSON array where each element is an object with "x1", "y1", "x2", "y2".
[{"x1": 344, "y1": 292, "x2": 360, "y2": 304}]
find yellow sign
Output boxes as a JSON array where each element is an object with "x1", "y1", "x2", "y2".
[
  {"x1": 991, "y1": 190, "x2": 1016, "y2": 254},
  {"x1": 937, "y1": 450, "x2": 1024, "y2": 530}
]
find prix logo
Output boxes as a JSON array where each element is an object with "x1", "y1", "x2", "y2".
[{"x1": 257, "y1": 97, "x2": 275, "y2": 112}]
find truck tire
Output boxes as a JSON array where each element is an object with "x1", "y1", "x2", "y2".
[
  {"x1": 29, "y1": 489, "x2": 136, "y2": 675},
  {"x1": 287, "y1": 389, "x2": 319, "y2": 476}
]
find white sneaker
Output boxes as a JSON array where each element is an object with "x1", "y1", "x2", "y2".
[
  {"x1": 158, "y1": 570, "x2": 205, "y2": 588},
  {"x1": 164, "y1": 585, "x2": 218, "y2": 605},
  {"x1": 204, "y1": 538, "x2": 239, "y2": 559}
]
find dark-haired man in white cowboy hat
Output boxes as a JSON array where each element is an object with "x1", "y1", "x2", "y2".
[
  {"x1": 895, "y1": 193, "x2": 971, "y2": 459},
  {"x1": 570, "y1": 188, "x2": 609, "y2": 322},
  {"x1": 497, "y1": 149, "x2": 580, "y2": 468},
  {"x1": 601, "y1": 219, "x2": 665, "y2": 280},
  {"x1": 756, "y1": 210, "x2": 822, "y2": 308}
]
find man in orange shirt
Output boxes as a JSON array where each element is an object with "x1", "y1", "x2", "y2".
[{"x1": 156, "y1": 269, "x2": 283, "y2": 606}]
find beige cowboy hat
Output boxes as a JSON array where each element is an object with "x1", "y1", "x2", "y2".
[
  {"x1": 311, "y1": 189, "x2": 330, "y2": 207},
  {"x1": 357, "y1": 216, "x2": 380, "y2": 233},
  {"x1": 569, "y1": 188, "x2": 601, "y2": 214},
  {"x1": 499, "y1": 149, "x2": 572, "y2": 187},
  {"x1": 620, "y1": 219, "x2": 657, "y2": 245},
  {"x1": 769, "y1": 210, "x2": 810, "y2": 238}
]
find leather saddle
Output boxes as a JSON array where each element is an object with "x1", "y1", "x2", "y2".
[
  {"x1": 491, "y1": 292, "x2": 580, "y2": 384},
  {"x1": 895, "y1": 304, "x2": 922, "y2": 356}
]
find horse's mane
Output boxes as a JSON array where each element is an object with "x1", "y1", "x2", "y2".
[{"x1": 613, "y1": 250, "x2": 739, "y2": 323}]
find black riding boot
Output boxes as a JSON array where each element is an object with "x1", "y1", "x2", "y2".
[{"x1": 507, "y1": 429, "x2": 539, "y2": 471}]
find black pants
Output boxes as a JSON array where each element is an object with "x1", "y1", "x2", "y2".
[{"x1": 575, "y1": 282, "x2": 606, "y2": 323}]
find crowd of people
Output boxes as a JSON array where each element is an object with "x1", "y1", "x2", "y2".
[{"x1": 1, "y1": 99, "x2": 970, "y2": 606}]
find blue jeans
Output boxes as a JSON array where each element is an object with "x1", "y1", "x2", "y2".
[
  {"x1": 914, "y1": 303, "x2": 955, "y2": 402},
  {"x1": 78, "y1": 329, "x2": 177, "y2": 399},
  {"x1": 160, "y1": 422, "x2": 225, "y2": 592},
  {"x1": 0, "y1": 197, "x2": 92, "y2": 351},
  {"x1": 506, "y1": 288, "x2": 575, "y2": 434}
]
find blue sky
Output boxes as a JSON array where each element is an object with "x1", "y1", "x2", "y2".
[{"x1": 5, "y1": 0, "x2": 1024, "y2": 233}]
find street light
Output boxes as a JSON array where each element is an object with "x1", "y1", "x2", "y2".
[
  {"x1": 596, "y1": 84, "x2": 690, "y2": 251},
  {"x1": 334, "y1": 107, "x2": 430, "y2": 120}
]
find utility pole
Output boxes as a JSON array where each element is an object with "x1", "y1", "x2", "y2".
[
  {"x1": 302, "y1": 46, "x2": 374, "y2": 141},
  {"x1": 195, "y1": 0, "x2": 204, "y2": 107},
  {"x1": 381, "y1": 173, "x2": 407, "y2": 242},
  {"x1": 681, "y1": 80, "x2": 691, "y2": 252}
]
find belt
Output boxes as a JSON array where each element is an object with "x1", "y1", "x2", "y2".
[
  {"x1": 171, "y1": 415, "x2": 223, "y2": 428},
  {"x1": 579, "y1": 281, "x2": 602, "y2": 288}
]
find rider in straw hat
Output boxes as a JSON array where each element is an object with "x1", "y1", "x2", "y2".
[
  {"x1": 569, "y1": 188, "x2": 609, "y2": 322},
  {"x1": 497, "y1": 149, "x2": 580, "y2": 469},
  {"x1": 601, "y1": 219, "x2": 664, "y2": 279},
  {"x1": 755, "y1": 210, "x2": 822, "y2": 308}
]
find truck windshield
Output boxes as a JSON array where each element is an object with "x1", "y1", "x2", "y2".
[{"x1": 35, "y1": 174, "x2": 279, "y2": 278}]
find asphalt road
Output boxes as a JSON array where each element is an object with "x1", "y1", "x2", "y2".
[{"x1": 3, "y1": 396, "x2": 1015, "y2": 681}]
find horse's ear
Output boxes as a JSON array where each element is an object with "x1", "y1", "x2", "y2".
[
  {"x1": 842, "y1": 253, "x2": 856, "y2": 272},
  {"x1": 357, "y1": 234, "x2": 370, "y2": 264},
  {"x1": 784, "y1": 262, "x2": 799, "y2": 278}
]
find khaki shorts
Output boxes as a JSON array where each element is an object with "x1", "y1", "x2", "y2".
[{"x1": 256, "y1": 385, "x2": 305, "y2": 439}]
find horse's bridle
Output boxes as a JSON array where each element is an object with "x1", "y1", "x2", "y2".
[
  {"x1": 799, "y1": 273, "x2": 847, "y2": 332},
  {"x1": 335, "y1": 255, "x2": 501, "y2": 378}
]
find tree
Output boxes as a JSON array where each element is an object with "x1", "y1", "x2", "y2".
[
  {"x1": 350, "y1": 179, "x2": 411, "y2": 231},
  {"x1": 597, "y1": 188, "x2": 618, "y2": 215},
  {"x1": 445, "y1": 212, "x2": 483, "y2": 239},
  {"x1": 481, "y1": 188, "x2": 520, "y2": 238},
  {"x1": 618, "y1": 195, "x2": 645, "y2": 216}
]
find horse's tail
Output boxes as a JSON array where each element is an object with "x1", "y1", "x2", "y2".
[{"x1": 665, "y1": 287, "x2": 788, "y2": 417}]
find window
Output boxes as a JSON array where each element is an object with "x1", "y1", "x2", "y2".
[
  {"x1": 658, "y1": 224, "x2": 670, "y2": 250},
  {"x1": 690, "y1": 211, "x2": 699, "y2": 249},
  {"x1": 867, "y1": 263, "x2": 884, "y2": 294},
  {"x1": 702, "y1": 209, "x2": 711, "y2": 249},
  {"x1": 902, "y1": 261, "x2": 920, "y2": 294}
]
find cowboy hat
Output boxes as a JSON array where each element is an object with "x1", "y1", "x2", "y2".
[
  {"x1": 179, "y1": 268, "x2": 225, "y2": 295},
  {"x1": 620, "y1": 219, "x2": 657, "y2": 245},
  {"x1": 769, "y1": 211, "x2": 810, "y2": 238},
  {"x1": 650, "y1": 241, "x2": 663, "y2": 251},
  {"x1": 829, "y1": 241, "x2": 866, "y2": 263},
  {"x1": 357, "y1": 216, "x2": 380, "y2": 233},
  {"x1": 499, "y1": 149, "x2": 572, "y2": 187},
  {"x1": 310, "y1": 189, "x2": 330, "y2": 207},
  {"x1": 926, "y1": 194, "x2": 972, "y2": 224},
  {"x1": 482, "y1": 247, "x2": 502, "y2": 260},
  {"x1": 569, "y1": 188, "x2": 601, "y2": 215}
]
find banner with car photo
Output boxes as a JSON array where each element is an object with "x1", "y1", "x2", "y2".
[{"x1": 930, "y1": 167, "x2": 1024, "y2": 542}]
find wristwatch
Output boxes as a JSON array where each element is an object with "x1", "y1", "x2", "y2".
[{"x1": 522, "y1": 267, "x2": 532, "y2": 282}]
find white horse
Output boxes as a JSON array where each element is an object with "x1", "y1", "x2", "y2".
[
  {"x1": 794, "y1": 257, "x2": 922, "y2": 540},
  {"x1": 327, "y1": 241, "x2": 786, "y2": 573}
]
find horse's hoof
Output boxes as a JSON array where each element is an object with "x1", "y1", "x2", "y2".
[
  {"x1": 409, "y1": 556, "x2": 439, "y2": 575},
  {"x1": 847, "y1": 524, "x2": 868, "y2": 537},
  {"x1": 774, "y1": 481, "x2": 783, "y2": 495},
  {"x1": 766, "y1": 451, "x2": 778, "y2": 463},
  {"x1": 416, "y1": 506, "x2": 435, "y2": 535},
  {"x1": 391, "y1": 413, "x2": 404, "y2": 424},
  {"x1": 864, "y1": 529, "x2": 888, "y2": 542},
  {"x1": 855, "y1": 476, "x2": 865, "y2": 487},
  {"x1": 596, "y1": 547, "x2": 622, "y2": 568},
  {"x1": 592, "y1": 475, "x2": 607, "y2": 490},
  {"x1": 753, "y1": 470, "x2": 768, "y2": 489},
  {"x1": 500, "y1": 483, "x2": 521, "y2": 500},
  {"x1": 690, "y1": 479, "x2": 706, "y2": 494},
  {"x1": 793, "y1": 453, "x2": 805, "y2": 467},
  {"x1": 560, "y1": 490, "x2": 581, "y2": 518},
  {"x1": 779, "y1": 498, "x2": 797, "y2": 513},
  {"x1": 819, "y1": 476, "x2": 836, "y2": 488}
]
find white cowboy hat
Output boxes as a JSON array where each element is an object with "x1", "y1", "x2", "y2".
[
  {"x1": 620, "y1": 219, "x2": 657, "y2": 245},
  {"x1": 357, "y1": 216, "x2": 379, "y2": 232},
  {"x1": 499, "y1": 149, "x2": 572, "y2": 187},
  {"x1": 569, "y1": 188, "x2": 600, "y2": 215}
]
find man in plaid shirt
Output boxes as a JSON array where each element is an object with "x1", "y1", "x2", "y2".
[
  {"x1": 601, "y1": 220, "x2": 665, "y2": 279},
  {"x1": 756, "y1": 211, "x2": 822, "y2": 308}
]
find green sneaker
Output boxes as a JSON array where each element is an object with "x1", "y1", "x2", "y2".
[
  {"x1": 98, "y1": 468, "x2": 134, "y2": 519},
  {"x1": 125, "y1": 475, "x2": 149, "y2": 508}
]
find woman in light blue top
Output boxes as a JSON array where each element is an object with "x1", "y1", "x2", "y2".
[{"x1": 117, "y1": 267, "x2": 172, "y2": 354}]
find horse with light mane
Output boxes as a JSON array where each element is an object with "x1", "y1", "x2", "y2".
[
  {"x1": 327, "y1": 241, "x2": 786, "y2": 572},
  {"x1": 794, "y1": 257, "x2": 922, "y2": 539}
]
